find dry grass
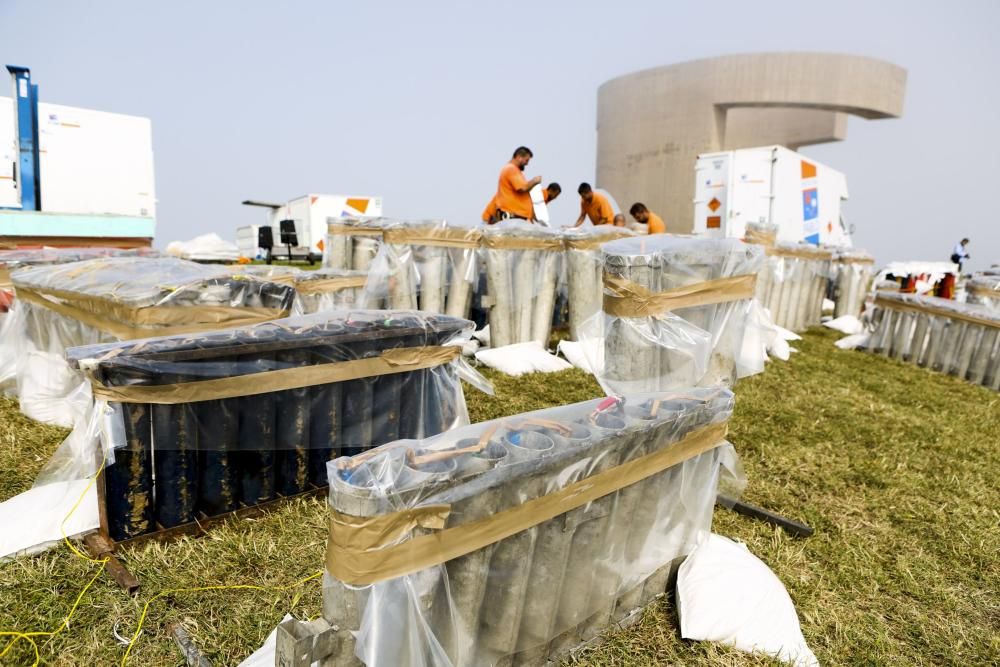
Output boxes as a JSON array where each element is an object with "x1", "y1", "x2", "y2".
[{"x1": 1, "y1": 329, "x2": 998, "y2": 665}]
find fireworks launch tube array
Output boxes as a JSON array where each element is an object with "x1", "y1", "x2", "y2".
[
  {"x1": 483, "y1": 221, "x2": 563, "y2": 348},
  {"x1": 832, "y1": 249, "x2": 875, "y2": 318},
  {"x1": 323, "y1": 218, "x2": 399, "y2": 271},
  {"x1": 284, "y1": 388, "x2": 740, "y2": 667},
  {"x1": 562, "y1": 227, "x2": 634, "y2": 341},
  {"x1": 587, "y1": 236, "x2": 766, "y2": 396},
  {"x1": 864, "y1": 291, "x2": 1000, "y2": 391},
  {"x1": 361, "y1": 221, "x2": 483, "y2": 320},
  {"x1": 60, "y1": 310, "x2": 490, "y2": 543},
  {"x1": 744, "y1": 223, "x2": 833, "y2": 331},
  {"x1": 295, "y1": 269, "x2": 369, "y2": 314},
  {"x1": 5, "y1": 257, "x2": 296, "y2": 426},
  {"x1": 965, "y1": 275, "x2": 1000, "y2": 310}
]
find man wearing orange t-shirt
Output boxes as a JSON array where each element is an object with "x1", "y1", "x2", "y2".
[
  {"x1": 489, "y1": 146, "x2": 541, "y2": 222},
  {"x1": 481, "y1": 181, "x2": 561, "y2": 224},
  {"x1": 573, "y1": 183, "x2": 615, "y2": 227},
  {"x1": 629, "y1": 202, "x2": 666, "y2": 234}
]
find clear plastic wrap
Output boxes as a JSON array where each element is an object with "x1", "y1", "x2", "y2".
[
  {"x1": 482, "y1": 221, "x2": 563, "y2": 348},
  {"x1": 756, "y1": 242, "x2": 833, "y2": 332},
  {"x1": 228, "y1": 263, "x2": 302, "y2": 286},
  {"x1": 323, "y1": 217, "x2": 398, "y2": 271},
  {"x1": 28, "y1": 310, "x2": 493, "y2": 544},
  {"x1": 313, "y1": 388, "x2": 741, "y2": 667},
  {"x1": 584, "y1": 236, "x2": 765, "y2": 396},
  {"x1": 832, "y1": 249, "x2": 875, "y2": 319},
  {"x1": 966, "y1": 275, "x2": 1000, "y2": 310},
  {"x1": 562, "y1": 226, "x2": 634, "y2": 341},
  {"x1": 7, "y1": 257, "x2": 296, "y2": 425},
  {"x1": 865, "y1": 291, "x2": 1000, "y2": 390},
  {"x1": 361, "y1": 221, "x2": 482, "y2": 320},
  {"x1": 294, "y1": 268, "x2": 369, "y2": 314}
]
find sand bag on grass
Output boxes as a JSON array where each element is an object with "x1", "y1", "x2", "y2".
[{"x1": 677, "y1": 533, "x2": 818, "y2": 667}]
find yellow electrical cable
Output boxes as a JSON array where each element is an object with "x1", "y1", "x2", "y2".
[
  {"x1": 119, "y1": 570, "x2": 323, "y2": 666},
  {"x1": 2, "y1": 448, "x2": 324, "y2": 666},
  {"x1": 0, "y1": 455, "x2": 108, "y2": 666}
]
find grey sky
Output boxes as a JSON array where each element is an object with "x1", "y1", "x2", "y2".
[{"x1": 1, "y1": 0, "x2": 997, "y2": 271}]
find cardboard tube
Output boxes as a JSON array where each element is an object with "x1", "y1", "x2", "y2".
[
  {"x1": 513, "y1": 251, "x2": 535, "y2": 344},
  {"x1": 968, "y1": 328, "x2": 996, "y2": 385},
  {"x1": 196, "y1": 357, "x2": 240, "y2": 517},
  {"x1": 446, "y1": 247, "x2": 476, "y2": 319},
  {"x1": 275, "y1": 349, "x2": 312, "y2": 497},
  {"x1": 352, "y1": 237, "x2": 379, "y2": 272},
  {"x1": 909, "y1": 313, "x2": 930, "y2": 366},
  {"x1": 604, "y1": 251, "x2": 660, "y2": 393},
  {"x1": 485, "y1": 246, "x2": 512, "y2": 348},
  {"x1": 419, "y1": 246, "x2": 448, "y2": 314},
  {"x1": 891, "y1": 312, "x2": 915, "y2": 361},
  {"x1": 954, "y1": 324, "x2": 982, "y2": 380},
  {"x1": 531, "y1": 250, "x2": 559, "y2": 345},
  {"x1": 153, "y1": 379, "x2": 198, "y2": 529}
]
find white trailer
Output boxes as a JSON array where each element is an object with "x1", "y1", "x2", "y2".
[
  {"x1": 241, "y1": 194, "x2": 383, "y2": 260},
  {"x1": 692, "y1": 145, "x2": 850, "y2": 247},
  {"x1": 1, "y1": 98, "x2": 156, "y2": 218}
]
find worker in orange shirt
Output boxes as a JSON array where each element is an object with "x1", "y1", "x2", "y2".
[
  {"x1": 573, "y1": 183, "x2": 615, "y2": 227},
  {"x1": 629, "y1": 202, "x2": 666, "y2": 234},
  {"x1": 487, "y1": 146, "x2": 542, "y2": 222},
  {"x1": 481, "y1": 181, "x2": 561, "y2": 224}
]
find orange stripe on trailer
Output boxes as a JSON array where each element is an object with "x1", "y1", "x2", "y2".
[
  {"x1": 346, "y1": 198, "x2": 370, "y2": 213},
  {"x1": 801, "y1": 160, "x2": 817, "y2": 179}
]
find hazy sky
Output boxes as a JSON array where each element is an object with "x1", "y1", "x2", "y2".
[{"x1": 2, "y1": 1, "x2": 997, "y2": 271}]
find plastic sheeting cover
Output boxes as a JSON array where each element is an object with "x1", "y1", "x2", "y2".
[
  {"x1": 583, "y1": 235, "x2": 767, "y2": 395},
  {"x1": 322, "y1": 388, "x2": 742, "y2": 667}
]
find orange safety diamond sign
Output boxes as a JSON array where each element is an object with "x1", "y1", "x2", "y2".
[{"x1": 707, "y1": 197, "x2": 721, "y2": 212}]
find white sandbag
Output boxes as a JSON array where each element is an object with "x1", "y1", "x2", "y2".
[
  {"x1": 823, "y1": 315, "x2": 863, "y2": 335},
  {"x1": 556, "y1": 337, "x2": 603, "y2": 374},
  {"x1": 776, "y1": 326, "x2": 802, "y2": 341},
  {"x1": 165, "y1": 233, "x2": 240, "y2": 262},
  {"x1": 475, "y1": 341, "x2": 572, "y2": 376},
  {"x1": 822, "y1": 298, "x2": 835, "y2": 313},
  {"x1": 835, "y1": 333, "x2": 870, "y2": 350},
  {"x1": 0, "y1": 480, "x2": 99, "y2": 559},
  {"x1": 677, "y1": 533, "x2": 818, "y2": 667}
]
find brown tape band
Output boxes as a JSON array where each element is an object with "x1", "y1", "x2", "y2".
[
  {"x1": 325, "y1": 421, "x2": 728, "y2": 586},
  {"x1": 327, "y1": 224, "x2": 384, "y2": 238},
  {"x1": 384, "y1": 228, "x2": 483, "y2": 249},
  {"x1": 294, "y1": 275, "x2": 368, "y2": 295},
  {"x1": 564, "y1": 232, "x2": 633, "y2": 251},
  {"x1": 835, "y1": 256, "x2": 875, "y2": 265},
  {"x1": 602, "y1": 273, "x2": 757, "y2": 318},
  {"x1": 874, "y1": 296, "x2": 1000, "y2": 331},
  {"x1": 0, "y1": 267, "x2": 11, "y2": 290},
  {"x1": 966, "y1": 285, "x2": 1000, "y2": 299},
  {"x1": 483, "y1": 235, "x2": 564, "y2": 251},
  {"x1": 88, "y1": 344, "x2": 461, "y2": 404},
  {"x1": 743, "y1": 229, "x2": 777, "y2": 247},
  {"x1": 765, "y1": 247, "x2": 834, "y2": 260},
  {"x1": 16, "y1": 288, "x2": 287, "y2": 340},
  {"x1": 225, "y1": 268, "x2": 298, "y2": 286}
]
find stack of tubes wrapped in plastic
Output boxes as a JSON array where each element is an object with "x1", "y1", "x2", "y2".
[{"x1": 865, "y1": 291, "x2": 1000, "y2": 391}]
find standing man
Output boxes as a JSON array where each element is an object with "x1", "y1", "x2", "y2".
[
  {"x1": 481, "y1": 181, "x2": 561, "y2": 224},
  {"x1": 950, "y1": 238, "x2": 970, "y2": 272},
  {"x1": 573, "y1": 183, "x2": 615, "y2": 227},
  {"x1": 628, "y1": 202, "x2": 666, "y2": 234},
  {"x1": 489, "y1": 146, "x2": 541, "y2": 222}
]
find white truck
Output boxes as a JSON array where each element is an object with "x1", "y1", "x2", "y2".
[
  {"x1": 692, "y1": 145, "x2": 851, "y2": 247},
  {"x1": 239, "y1": 194, "x2": 383, "y2": 260}
]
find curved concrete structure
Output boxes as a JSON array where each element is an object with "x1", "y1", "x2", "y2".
[{"x1": 596, "y1": 53, "x2": 907, "y2": 232}]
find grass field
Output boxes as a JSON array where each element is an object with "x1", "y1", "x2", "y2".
[{"x1": 1, "y1": 328, "x2": 998, "y2": 666}]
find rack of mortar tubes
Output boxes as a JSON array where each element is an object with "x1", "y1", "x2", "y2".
[
  {"x1": 65, "y1": 310, "x2": 486, "y2": 557},
  {"x1": 599, "y1": 235, "x2": 765, "y2": 395},
  {"x1": 278, "y1": 387, "x2": 740, "y2": 667},
  {"x1": 364, "y1": 222, "x2": 483, "y2": 320},
  {"x1": 562, "y1": 226, "x2": 634, "y2": 341},
  {"x1": 323, "y1": 218, "x2": 398, "y2": 272},
  {"x1": 831, "y1": 249, "x2": 875, "y2": 319},
  {"x1": 743, "y1": 223, "x2": 833, "y2": 332},
  {"x1": 865, "y1": 291, "x2": 1000, "y2": 391},
  {"x1": 482, "y1": 221, "x2": 563, "y2": 348},
  {"x1": 294, "y1": 269, "x2": 368, "y2": 314}
]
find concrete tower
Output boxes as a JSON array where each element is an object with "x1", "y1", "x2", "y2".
[{"x1": 596, "y1": 53, "x2": 907, "y2": 232}]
